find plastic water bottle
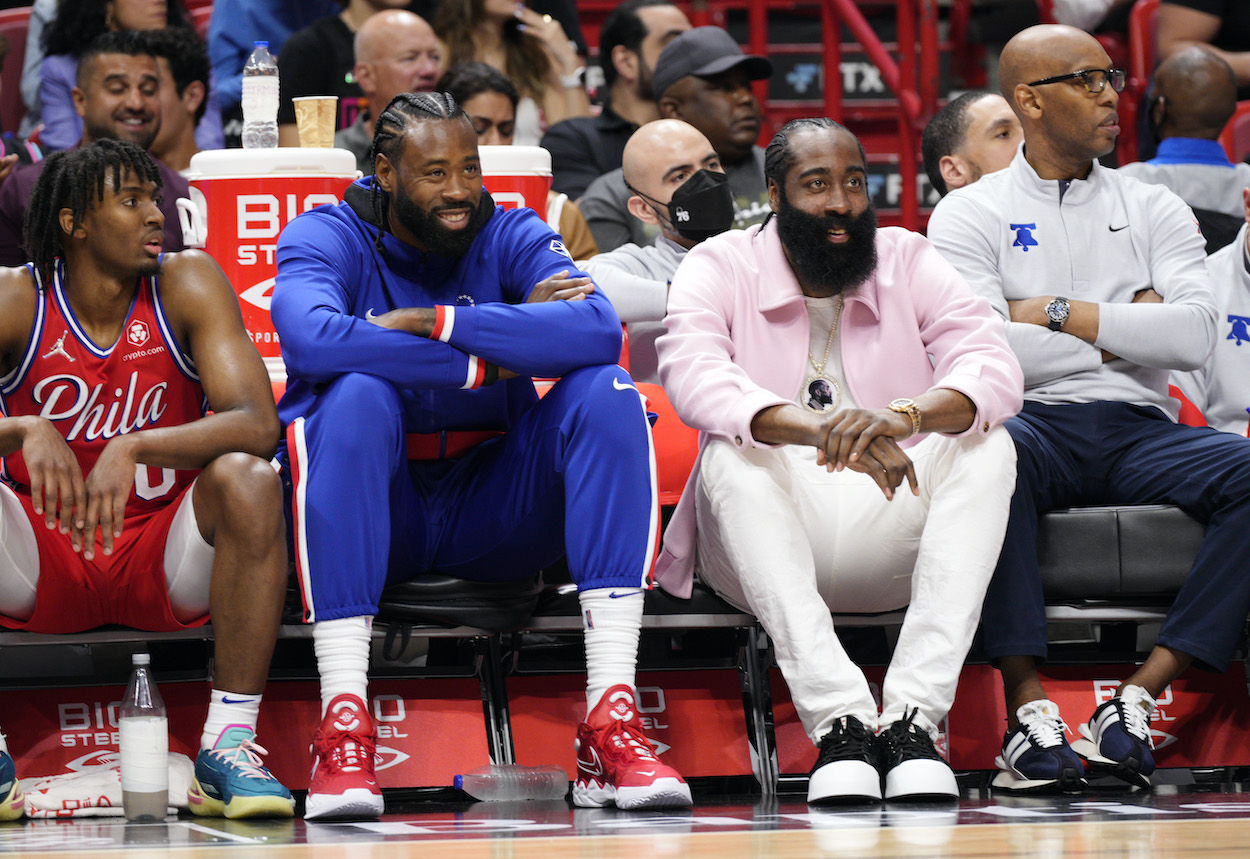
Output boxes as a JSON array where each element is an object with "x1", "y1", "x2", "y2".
[
  {"x1": 454, "y1": 765, "x2": 569, "y2": 801},
  {"x1": 119, "y1": 653, "x2": 168, "y2": 822},
  {"x1": 241, "y1": 41, "x2": 279, "y2": 149}
]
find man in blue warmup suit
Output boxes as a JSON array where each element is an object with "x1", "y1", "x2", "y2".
[{"x1": 271, "y1": 92, "x2": 690, "y2": 820}]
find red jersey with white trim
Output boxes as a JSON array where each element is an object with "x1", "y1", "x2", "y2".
[{"x1": 0, "y1": 261, "x2": 206, "y2": 523}]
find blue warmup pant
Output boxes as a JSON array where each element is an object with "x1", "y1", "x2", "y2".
[
  {"x1": 280, "y1": 365, "x2": 658, "y2": 622},
  {"x1": 982, "y1": 401, "x2": 1250, "y2": 671}
]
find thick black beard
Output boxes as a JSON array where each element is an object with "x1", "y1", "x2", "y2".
[
  {"x1": 390, "y1": 187, "x2": 491, "y2": 258},
  {"x1": 775, "y1": 192, "x2": 879, "y2": 296}
]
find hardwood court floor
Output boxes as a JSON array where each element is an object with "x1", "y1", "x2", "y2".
[{"x1": 11, "y1": 785, "x2": 1250, "y2": 858}]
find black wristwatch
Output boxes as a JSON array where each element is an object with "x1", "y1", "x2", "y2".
[{"x1": 1045, "y1": 296, "x2": 1070, "y2": 332}]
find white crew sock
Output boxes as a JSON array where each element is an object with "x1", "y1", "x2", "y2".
[
  {"x1": 201, "y1": 689, "x2": 261, "y2": 750},
  {"x1": 579, "y1": 587, "x2": 644, "y2": 715},
  {"x1": 313, "y1": 616, "x2": 372, "y2": 716}
]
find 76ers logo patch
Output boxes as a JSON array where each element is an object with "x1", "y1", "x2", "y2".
[{"x1": 126, "y1": 320, "x2": 150, "y2": 347}]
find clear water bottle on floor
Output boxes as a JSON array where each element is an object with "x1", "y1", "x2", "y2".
[
  {"x1": 241, "y1": 41, "x2": 279, "y2": 149},
  {"x1": 119, "y1": 653, "x2": 168, "y2": 822},
  {"x1": 454, "y1": 765, "x2": 569, "y2": 801}
]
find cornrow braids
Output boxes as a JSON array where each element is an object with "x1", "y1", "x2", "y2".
[
  {"x1": 366, "y1": 91, "x2": 469, "y2": 252},
  {"x1": 25, "y1": 139, "x2": 163, "y2": 284},
  {"x1": 764, "y1": 117, "x2": 863, "y2": 190}
]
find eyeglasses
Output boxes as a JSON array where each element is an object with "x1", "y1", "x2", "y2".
[{"x1": 1027, "y1": 68, "x2": 1126, "y2": 94}]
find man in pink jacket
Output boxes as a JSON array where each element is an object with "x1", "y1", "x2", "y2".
[{"x1": 656, "y1": 118, "x2": 1024, "y2": 804}]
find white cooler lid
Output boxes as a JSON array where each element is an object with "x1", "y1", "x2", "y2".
[
  {"x1": 478, "y1": 145, "x2": 551, "y2": 175},
  {"x1": 187, "y1": 148, "x2": 360, "y2": 179}
]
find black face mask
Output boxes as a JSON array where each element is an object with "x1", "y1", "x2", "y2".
[{"x1": 631, "y1": 169, "x2": 735, "y2": 242}]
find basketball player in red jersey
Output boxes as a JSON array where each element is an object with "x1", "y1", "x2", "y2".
[{"x1": 0, "y1": 140, "x2": 294, "y2": 819}]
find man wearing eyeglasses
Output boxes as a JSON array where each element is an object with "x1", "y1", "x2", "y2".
[{"x1": 929, "y1": 24, "x2": 1250, "y2": 795}]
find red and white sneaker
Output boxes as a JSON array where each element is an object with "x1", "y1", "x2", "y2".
[
  {"x1": 305, "y1": 693, "x2": 384, "y2": 820},
  {"x1": 573, "y1": 685, "x2": 692, "y2": 810}
]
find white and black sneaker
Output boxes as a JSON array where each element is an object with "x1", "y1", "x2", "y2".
[
  {"x1": 993, "y1": 699, "x2": 1086, "y2": 794},
  {"x1": 878, "y1": 709, "x2": 958, "y2": 801},
  {"x1": 1072, "y1": 684, "x2": 1156, "y2": 789},
  {"x1": 807, "y1": 716, "x2": 882, "y2": 804}
]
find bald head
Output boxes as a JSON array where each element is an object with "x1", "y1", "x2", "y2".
[
  {"x1": 355, "y1": 10, "x2": 443, "y2": 108},
  {"x1": 998, "y1": 24, "x2": 1121, "y2": 178},
  {"x1": 623, "y1": 118, "x2": 721, "y2": 200},
  {"x1": 1152, "y1": 46, "x2": 1237, "y2": 140},
  {"x1": 622, "y1": 118, "x2": 723, "y2": 241}
]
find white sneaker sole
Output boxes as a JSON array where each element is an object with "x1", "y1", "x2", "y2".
[
  {"x1": 883, "y1": 758, "x2": 958, "y2": 800},
  {"x1": 572, "y1": 778, "x2": 692, "y2": 809},
  {"x1": 808, "y1": 759, "x2": 881, "y2": 804},
  {"x1": 304, "y1": 788, "x2": 384, "y2": 820}
]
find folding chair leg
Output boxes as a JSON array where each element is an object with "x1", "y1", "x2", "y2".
[
  {"x1": 476, "y1": 636, "x2": 515, "y2": 765},
  {"x1": 740, "y1": 625, "x2": 779, "y2": 795}
]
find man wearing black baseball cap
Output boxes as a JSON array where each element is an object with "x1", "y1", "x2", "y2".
[{"x1": 579, "y1": 25, "x2": 773, "y2": 252}]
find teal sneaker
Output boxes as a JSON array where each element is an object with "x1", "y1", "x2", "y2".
[
  {"x1": 0, "y1": 749, "x2": 23, "y2": 820},
  {"x1": 189, "y1": 727, "x2": 295, "y2": 819}
]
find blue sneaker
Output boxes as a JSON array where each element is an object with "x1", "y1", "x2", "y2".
[
  {"x1": 1073, "y1": 684, "x2": 1156, "y2": 788},
  {"x1": 0, "y1": 749, "x2": 23, "y2": 820},
  {"x1": 189, "y1": 727, "x2": 295, "y2": 819},
  {"x1": 992, "y1": 700, "x2": 1086, "y2": 794}
]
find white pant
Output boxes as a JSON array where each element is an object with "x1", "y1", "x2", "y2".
[{"x1": 694, "y1": 429, "x2": 1016, "y2": 742}]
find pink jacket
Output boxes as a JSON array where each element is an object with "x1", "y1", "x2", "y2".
[{"x1": 654, "y1": 221, "x2": 1024, "y2": 597}]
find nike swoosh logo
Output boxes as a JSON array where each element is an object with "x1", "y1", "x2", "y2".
[
  {"x1": 1108, "y1": 224, "x2": 1129, "y2": 232},
  {"x1": 365, "y1": 308, "x2": 378, "y2": 320},
  {"x1": 612, "y1": 378, "x2": 639, "y2": 393},
  {"x1": 221, "y1": 696, "x2": 255, "y2": 704},
  {"x1": 608, "y1": 591, "x2": 635, "y2": 598},
  {"x1": 638, "y1": 770, "x2": 656, "y2": 777}
]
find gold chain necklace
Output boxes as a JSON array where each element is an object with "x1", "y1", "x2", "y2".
[{"x1": 803, "y1": 295, "x2": 844, "y2": 414}]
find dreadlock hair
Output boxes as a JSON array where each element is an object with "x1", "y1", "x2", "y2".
[
  {"x1": 25, "y1": 139, "x2": 163, "y2": 284},
  {"x1": 366, "y1": 91, "x2": 469, "y2": 252}
]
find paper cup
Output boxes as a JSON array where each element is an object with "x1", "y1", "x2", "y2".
[{"x1": 293, "y1": 96, "x2": 338, "y2": 148}]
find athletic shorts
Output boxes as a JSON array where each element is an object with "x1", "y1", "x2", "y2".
[{"x1": 0, "y1": 483, "x2": 209, "y2": 633}]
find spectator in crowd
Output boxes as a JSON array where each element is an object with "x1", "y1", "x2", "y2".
[
  {"x1": 433, "y1": 0, "x2": 591, "y2": 145},
  {"x1": 580, "y1": 26, "x2": 772, "y2": 253},
  {"x1": 1173, "y1": 186, "x2": 1250, "y2": 434},
  {"x1": 541, "y1": 0, "x2": 690, "y2": 198},
  {"x1": 0, "y1": 32, "x2": 43, "y2": 184},
  {"x1": 0, "y1": 31, "x2": 190, "y2": 266},
  {"x1": 1159, "y1": 0, "x2": 1250, "y2": 100},
  {"x1": 921, "y1": 91, "x2": 1022, "y2": 198},
  {"x1": 656, "y1": 117, "x2": 1022, "y2": 803},
  {"x1": 334, "y1": 9, "x2": 442, "y2": 173},
  {"x1": 207, "y1": 0, "x2": 340, "y2": 144},
  {"x1": 582, "y1": 118, "x2": 729, "y2": 383},
  {"x1": 37, "y1": 0, "x2": 222, "y2": 154},
  {"x1": 438, "y1": 61, "x2": 598, "y2": 260},
  {"x1": 147, "y1": 27, "x2": 213, "y2": 173},
  {"x1": 18, "y1": 0, "x2": 56, "y2": 137},
  {"x1": 928, "y1": 24, "x2": 1250, "y2": 795},
  {"x1": 0, "y1": 139, "x2": 293, "y2": 821},
  {"x1": 276, "y1": 0, "x2": 410, "y2": 148},
  {"x1": 1048, "y1": 0, "x2": 1136, "y2": 35},
  {"x1": 1119, "y1": 46, "x2": 1248, "y2": 253},
  {"x1": 272, "y1": 91, "x2": 690, "y2": 819}
]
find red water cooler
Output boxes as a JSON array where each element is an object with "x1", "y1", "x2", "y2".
[
  {"x1": 479, "y1": 145, "x2": 552, "y2": 221},
  {"x1": 177, "y1": 149, "x2": 360, "y2": 382}
]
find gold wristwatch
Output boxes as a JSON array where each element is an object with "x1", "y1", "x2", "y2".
[{"x1": 889, "y1": 398, "x2": 922, "y2": 438}]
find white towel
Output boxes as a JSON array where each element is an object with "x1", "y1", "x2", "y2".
[{"x1": 20, "y1": 753, "x2": 194, "y2": 818}]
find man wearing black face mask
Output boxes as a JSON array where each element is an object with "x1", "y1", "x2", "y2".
[
  {"x1": 584, "y1": 119, "x2": 731, "y2": 382},
  {"x1": 657, "y1": 118, "x2": 1023, "y2": 804},
  {"x1": 578, "y1": 26, "x2": 772, "y2": 253}
]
